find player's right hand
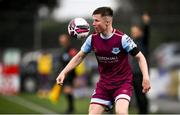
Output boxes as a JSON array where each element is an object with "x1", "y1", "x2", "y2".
[{"x1": 56, "y1": 72, "x2": 66, "y2": 86}]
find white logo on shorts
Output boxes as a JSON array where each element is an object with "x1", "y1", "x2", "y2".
[{"x1": 92, "y1": 90, "x2": 96, "y2": 96}]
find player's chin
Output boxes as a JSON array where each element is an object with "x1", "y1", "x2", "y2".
[
  {"x1": 94, "y1": 29, "x2": 97, "y2": 32},
  {"x1": 95, "y1": 29, "x2": 100, "y2": 33}
]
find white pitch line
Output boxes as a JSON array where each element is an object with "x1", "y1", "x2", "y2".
[{"x1": 2, "y1": 95, "x2": 57, "y2": 114}]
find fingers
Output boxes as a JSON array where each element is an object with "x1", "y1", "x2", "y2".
[
  {"x1": 57, "y1": 81, "x2": 63, "y2": 86},
  {"x1": 56, "y1": 78, "x2": 63, "y2": 86},
  {"x1": 57, "y1": 82, "x2": 63, "y2": 86},
  {"x1": 142, "y1": 79, "x2": 151, "y2": 93},
  {"x1": 142, "y1": 86, "x2": 151, "y2": 93}
]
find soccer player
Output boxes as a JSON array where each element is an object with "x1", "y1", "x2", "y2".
[{"x1": 56, "y1": 7, "x2": 151, "y2": 114}]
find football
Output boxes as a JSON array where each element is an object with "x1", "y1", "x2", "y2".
[{"x1": 68, "y1": 18, "x2": 90, "y2": 39}]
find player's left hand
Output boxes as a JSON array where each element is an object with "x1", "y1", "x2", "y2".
[{"x1": 142, "y1": 78, "x2": 151, "y2": 93}]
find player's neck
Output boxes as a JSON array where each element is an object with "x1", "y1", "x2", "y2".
[{"x1": 102, "y1": 26, "x2": 113, "y2": 37}]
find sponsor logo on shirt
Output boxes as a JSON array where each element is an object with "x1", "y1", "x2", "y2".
[{"x1": 96, "y1": 56, "x2": 119, "y2": 63}]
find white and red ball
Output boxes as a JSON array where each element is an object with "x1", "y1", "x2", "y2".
[{"x1": 68, "y1": 18, "x2": 90, "y2": 39}]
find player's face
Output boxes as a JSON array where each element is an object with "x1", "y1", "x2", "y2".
[{"x1": 92, "y1": 14, "x2": 107, "y2": 33}]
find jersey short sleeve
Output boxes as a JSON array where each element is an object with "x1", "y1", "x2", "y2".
[
  {"x1": 81, "y1": 35, "x2": 92, "y2": 53},
  {"x1": 121, "y1": 34, "x2": 137, "y2": 53}
]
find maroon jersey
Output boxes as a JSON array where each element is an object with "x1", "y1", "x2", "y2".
[{"x1": 91, "y1": 29, "x2": 133, "y2": 89}]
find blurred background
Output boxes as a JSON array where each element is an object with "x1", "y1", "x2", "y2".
[{"x1": 0, "y1": 0, "x2": 180, "y2": 114}]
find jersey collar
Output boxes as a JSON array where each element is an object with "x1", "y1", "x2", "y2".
[{"x1": 100, "y1": 29, "x2": 115, "y2": 40}]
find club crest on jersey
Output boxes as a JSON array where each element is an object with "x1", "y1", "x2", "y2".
[{"x1": 112, "y1": 47, "x2": 120, "y2": 54}]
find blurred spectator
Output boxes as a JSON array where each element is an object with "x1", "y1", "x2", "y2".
[
  {"x1": 59, "y1": 34, "x2": 78, "y2": 114},
  {"x1": 37, "y1": 51, "x2": 52, "y2": 95},
  {"x1": 130, "y1": 12, "x2": 151, "y2": 114}
]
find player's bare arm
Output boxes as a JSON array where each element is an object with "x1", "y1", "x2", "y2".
[
  {"x1": 134, "y1": 51, "x2": 151, "y2": 93},
  {"x1": 56, "y1": 50, "x2": 86, "y2": 85}
]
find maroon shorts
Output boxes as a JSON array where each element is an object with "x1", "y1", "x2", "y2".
[{"x1": 90, "y1": 82, "x2": 133, "y2": 110}]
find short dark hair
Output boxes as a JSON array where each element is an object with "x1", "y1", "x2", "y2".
[{"x1": 93, "y1": 7, "x2": 113, "y2": 17}]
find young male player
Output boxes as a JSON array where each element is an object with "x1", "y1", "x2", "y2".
[{"x1": 56, "y1": 7, "x2": 151, "y2": 115}]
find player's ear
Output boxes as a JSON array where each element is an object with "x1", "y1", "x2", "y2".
[
  {"x1": 105, "y1": 16, "x2": 112, "y2": 25},
  {"x1": 106, "y1": 20, "x2": 109, "y2": 24}
]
